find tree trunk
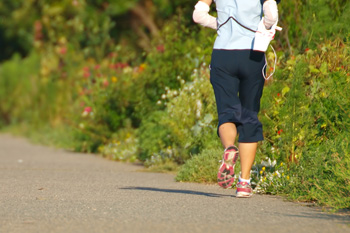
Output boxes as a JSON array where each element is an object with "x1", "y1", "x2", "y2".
[{"x1": 130, "y1": 1, "x2": 159, "y2": 37}]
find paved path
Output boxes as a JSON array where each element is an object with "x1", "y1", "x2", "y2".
[{"x1": 0, "y1": 134, "x2": 349, "y2": 233}]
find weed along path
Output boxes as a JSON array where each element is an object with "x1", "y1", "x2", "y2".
[{"x1": 0, "y1": 134, "x2": 349, "y2": 233}]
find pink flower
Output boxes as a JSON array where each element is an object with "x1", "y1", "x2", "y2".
[
  {"x1": 60, "y1": 47, "x2": 67, "y2": 55},
  {"x1": 84, "y1": 107, "x2": 92, "y2": 113},
  {"x1": 109, "y1": 52, "x2": 117, "y2": 58},
  {"x1": 157, "y1": 45, "x2": 165, "y2": 53},
  {"x1": 83, "y1": 72, "x2": 90, "y2": 78},
  {"x1": 110, "y1": 63, "x2": 128, "y2": 70},
  {"x1": 103, "y1": 79, "x2": 109, "y2": 87}
]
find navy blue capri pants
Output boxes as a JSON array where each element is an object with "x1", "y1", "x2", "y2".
[{"x1": 210, "y1": 49, "x2": 265, "y2": 143}]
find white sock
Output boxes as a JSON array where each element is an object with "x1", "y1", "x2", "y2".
[{"x1": 239, "y1": 176, "x2": 251, "y2": 184}]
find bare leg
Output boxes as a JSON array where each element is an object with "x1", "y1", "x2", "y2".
[
  {"x1": 218, "y1": 122, "x2": 237, "y2": 149},
  {"x1": 219, "y1": 123, "x2": 257, "y2": 179},
  {"x1": 239, "y1": 142, "x2": 258, "y2": 180},
  {"x1": 217, "y1": 122, "x2": 239, "y2": 189}
]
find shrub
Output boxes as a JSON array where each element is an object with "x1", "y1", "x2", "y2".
[
  {"x1": 0, "y1": 53, "x2": 40, "y2": 127},
  {"x1": 138, "y1": 64, "x2": 219, "y2": 165},
  {"x1": 176, "y1": 148, "x2": 223, "y2": 183},
  {"x1": 285, "y1": 134, "x2": 350, "y2": 210}
]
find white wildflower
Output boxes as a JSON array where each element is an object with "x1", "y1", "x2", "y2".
[
  {"x1": 196, "y1": 100, "x2": 202, "y2": 118},
  {"x1": 272, "y1": 159, "x2": 277, "y2": 167}
]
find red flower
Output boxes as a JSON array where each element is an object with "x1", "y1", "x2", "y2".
[
  {"x1": 94, "y1": 65, "x2": 100, "y2": 70},
  {"x1": 156, "y1": 45, "x2": 165, "y2": 53},
  {"x1": 84, "y1": 107, "x2": 92, "y2": 113},
  {"x1": 110, "y1": 63, "x2": 129, "y2": 69},
  {"x1": 277, "y1": 129, "x2": 283, "y2": 135},
  {"x1": 59, "y1": 47, "x2": 67, "y2": 55},
  {"x1": 103, "y1": 79, "x2": 109, "y2": 87},
  {"x1": 83, "y1": 71, "x2": 90, "y2": 78},
  {"x1": 109, "y1": 52, "x2": 117, "y2": 58},
  {"x1": 277, "y1": 93, "x2": 281, "y2": 97},
  {"x1": 305, "y1": 48, "x2": 310, "y2": 52}
]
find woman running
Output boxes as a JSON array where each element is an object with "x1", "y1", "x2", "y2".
[{"x1": 193, "y1": 0, "x2": 280, "y2": 197}]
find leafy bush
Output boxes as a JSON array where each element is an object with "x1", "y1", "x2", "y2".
[
  {"x1": 285, "y1": 134, "x2": 350, "y2": 210},
  {"x1": 176, "y1": 148, "x2": 223, "y2": 183},
  {"x1": 0, "y1": 53, "x2": 40, "y2": 127},
  {"x1": 277, "y1": 0, "x2": 350, "y2": 53},
  {"x1": 138, "y1": 64, "x2": 219, "y2": 165},
  {"x1": 253, "y1": 38, "x2": 349, "y2": 208}
]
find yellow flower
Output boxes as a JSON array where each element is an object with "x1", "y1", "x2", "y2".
[
  {"x1": 287, "y1": 175, "x2": 290, "y2": 180},
  {"x1": 111, "y1": 76, "x2": 118, "y2": 83},
  {"x1": 280, "y1": 162, "x2": 283, "y2": 166},
  {"x1": 262, "y1": 166, "x2": 266, "y2": 171},
  {"x1": 260, "y1": 170, "x2": 263, "y2": 175},
  {"x1": 139, "y1": 63, "x2": 147, "y2": 71}
]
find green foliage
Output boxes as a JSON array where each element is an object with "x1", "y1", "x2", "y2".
[
  {"x1": 285, "y1": 134, "x2": 350, "y2": 210},
  {"x1": 98, "y1": 127, "x2": 138, "y2": 162},
  {"x1": 138, "y1": 111, "x2": 173, "y2": 161},
  {"x1": 63, "y1": 15, "x2": 215, "y2": 153},
  {"x1": 176, "y1": 148, "x2": 223, "y2": 183},
  {"x1": 0, "y1": 53, "x2": 40, "y2": 126},
  {"x1": 278, "y1": 0, "x2": 350, "y2": 52},
  {"x1": 0, "y1": 1, "x2": 40, "y2": 60},
  {"x1": 254, "y1": 38, "x2": 350, "y2": 208},
  {"x1": 132, "y1": 16, "x2": 215, "y2": 119},
  {"x1": 138, "y1": 65, "x2": 219, "y2": 165}
]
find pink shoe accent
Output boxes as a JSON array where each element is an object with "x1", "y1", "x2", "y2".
[
  {"x1": 236, "y1": 181, "x2": 253, "y2": 198},
  {"x1": 217, "y1": 146, "x2": 239, "y2": 189}
]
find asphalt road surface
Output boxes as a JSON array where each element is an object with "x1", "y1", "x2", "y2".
[{"x1": 0, "y1": 134, "x2": 349, "y2": 233}]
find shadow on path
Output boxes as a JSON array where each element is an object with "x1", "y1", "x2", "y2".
[{"x1": 120, "y1": 186, "x2": 235, "y2": 198}]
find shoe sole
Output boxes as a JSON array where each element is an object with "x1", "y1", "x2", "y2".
[
  {"x1": 217, "y1": 149, "x2": 239, "y2": 189},
  {"x1": 236, "y1": 191, "x2": 253, "y2": 198}
]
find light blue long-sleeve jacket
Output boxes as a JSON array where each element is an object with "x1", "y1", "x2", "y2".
[{"x1": 214, "y1": 0, "x2": 263, "y2": 50}]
